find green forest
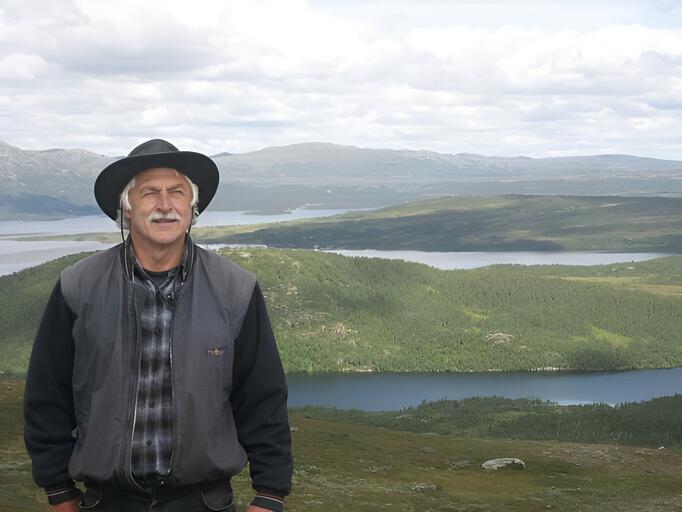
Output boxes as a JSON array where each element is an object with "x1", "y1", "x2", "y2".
[
  {"x1": 193, "y1": 195, "x2": 682, "y2": 252},
  {"x1": 2, "y1": 247, "x2": 681, "y2": 374},
  {"x1": 294, "y1": 394, "x2": 682, "y2": 449},
  {"x1": 32, "y1": 195, "x2": 682, "y2": 253}
]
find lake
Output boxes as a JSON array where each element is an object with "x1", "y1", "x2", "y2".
[
  {"x1": 286, "y1": 368, "x2": 682, "y2": 411},
  {"x1": 2, "y1": 215, "x2": 680, "y2": 411},
  {"x1": 325, "y1": 249, "x2": 671, "y2": 269},
  {"x1": 0, "y1": 213, "x2": 673, "y2": 276},
  {"x1": 0, "y1": 208, "x2": 371, "y2": 237},
  {"x1": 0, "y1": 240, "x2": 114, "y2": 276},
  {"x1": 0, "y1": 209, "x2": 370, "y2": 276},
  {"x1": 0, "y1": 242, "x2": 672, "y2": 277}
]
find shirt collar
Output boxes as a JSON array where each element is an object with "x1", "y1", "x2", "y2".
[{"x1": 125, "y1": 235, "x2": 192, "y2": 284}]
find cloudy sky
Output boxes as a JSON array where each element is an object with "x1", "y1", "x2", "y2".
[{"x1": 1, "y1": 0, "x2": 682, "y2": 158}]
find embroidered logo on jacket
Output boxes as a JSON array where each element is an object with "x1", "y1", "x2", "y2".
[{"x1": 207, "y1": 347, "x2": 225, "y2": 357}]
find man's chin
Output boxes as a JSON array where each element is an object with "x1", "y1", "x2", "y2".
[
  {"x1": 146, "y1": 228, "x2": 187, "y2": 246},
  {"x1": 154, "y1": 233, "x2": 186, "y2": 245}
]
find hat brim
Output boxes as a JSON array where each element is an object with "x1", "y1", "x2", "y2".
[{"x1": 94, "y1": 151, "x2": 219, "y2": 220}]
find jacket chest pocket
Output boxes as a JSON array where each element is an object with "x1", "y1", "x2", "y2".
[
  {"x1": 205, "y1": 343, "x2": 233, "y2": 388},
  {"x1": 172, "y1": 297, "x2": 236, "y2": 391},
  {"x1": 173, "y1": 325, "x2": 235, "y2": 392}
]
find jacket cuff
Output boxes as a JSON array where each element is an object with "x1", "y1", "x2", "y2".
[
  {"x1": 251, "y1": 492, "x2": 285, "y2": 512},
  {"x1": 45, "y1": 482, "x2": 82, "y2": 506}
]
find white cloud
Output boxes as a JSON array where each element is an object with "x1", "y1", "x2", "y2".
[
  {"x1": 0, "y1": 53, "x2": 51, "y2": 79},
  {"x1": 0, "y1": 0, "x2": 681, "y2": 158}
]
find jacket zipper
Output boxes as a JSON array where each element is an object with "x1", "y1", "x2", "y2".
[
  {"x1": 119, "y1": 282, "x2": 144, "y2": 491},
  {"x1": 167, "y1": 313, "x2": 176, "y2": 478},
  {"x1": 168, "y1": 243, "x2": 192, "y2": 479},
  {"x1": 167, "y1": 280, "x2": 184, "y2": 479}
]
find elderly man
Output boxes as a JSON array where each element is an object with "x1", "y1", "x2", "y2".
[{"x1": 24, "y1": 139, "x2": 292, "y2": 511}]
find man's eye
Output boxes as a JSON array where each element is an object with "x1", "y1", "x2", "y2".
[{"x1": 171, "y1": 190, "x2": 185, "y2": 195}]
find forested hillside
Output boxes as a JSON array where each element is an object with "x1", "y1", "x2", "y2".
[
  {"x1": 2, "y1": 248, "x2": 681, "y2": 374},
  {"x1": 295, "y1": 394, "x2": 682, "y2": 449},
  {"x1": 196, "y1": 195, "x2": 682, "y2": 252}
]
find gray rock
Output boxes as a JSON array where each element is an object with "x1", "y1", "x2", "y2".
[
  {"x1": 410, "y1": 483, "x2": 439, "y2": 493},
  {"x1": 481, "y1": 458, "x2": 526, "y2": 470}
]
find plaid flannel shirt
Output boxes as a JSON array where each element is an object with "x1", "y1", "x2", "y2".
[{"x1": 130, "y1": 261, "x2": 182, "y2": 486}]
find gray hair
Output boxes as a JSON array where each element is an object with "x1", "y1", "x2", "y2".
[{"x1": 116, "y1": 173, "x2": 200, "y2": 229}]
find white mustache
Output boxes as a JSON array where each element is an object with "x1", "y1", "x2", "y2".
[{"x1": 148, "y1": 211, "x2": 182, "y2": 222}]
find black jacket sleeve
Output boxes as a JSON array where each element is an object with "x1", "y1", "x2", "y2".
[
  {"x1": 23, "y1": 279, "x2": 81, "y2": 504},
  {"x1": 230, "y1": 281, "x2": 293, "y2": 501}
]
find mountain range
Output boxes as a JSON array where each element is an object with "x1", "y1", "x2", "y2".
[{"x1": 2, "y1": 139, "x2": 682, "y2": 217}]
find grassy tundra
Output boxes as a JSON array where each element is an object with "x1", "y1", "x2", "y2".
[{"x1": 2, "y1": 382, "x2": 681, "y2": 511}]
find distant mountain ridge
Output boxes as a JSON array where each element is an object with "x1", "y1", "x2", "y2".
[
  {"x1": 214, "y1": 142, "x2": 682, "y2": 183},
  {"x1": 1, "y1": 139, "x2": 682, "y2": 217},
  {"x1": 0, "y1": 140, "x2": 113, "y2": 209}
]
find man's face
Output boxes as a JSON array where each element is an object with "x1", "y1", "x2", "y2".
[{"x1": 125, "y1": 167, "x2": 193, "y2": 250}]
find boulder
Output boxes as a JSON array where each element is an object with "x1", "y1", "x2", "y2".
[{"x1": 481, "y1": 458, "x2": 526, "y2": 470}]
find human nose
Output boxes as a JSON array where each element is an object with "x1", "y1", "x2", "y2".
[{"x1": 156, "y1": 190, "x2": 172, "y2": 210}]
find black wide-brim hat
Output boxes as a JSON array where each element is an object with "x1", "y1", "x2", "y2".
[{"x1": 94, "y1": 138, "x2": 220, "y2": 220}]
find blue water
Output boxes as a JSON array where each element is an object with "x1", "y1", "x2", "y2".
[
  {"x1": 0, "y1": 208, "x2": 371, "y2": 237},
  {"x1": 326, "y1": 249, "x2": 670, "y2": 270},
  {"x1": 0, "y1": 208, "x2": 371, "y2": 275}
]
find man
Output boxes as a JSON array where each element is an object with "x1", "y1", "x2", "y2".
[{"x1": 24, "y1": 139, "x2": 293, "y2": 511}]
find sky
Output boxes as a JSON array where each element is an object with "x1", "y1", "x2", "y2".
[{"x1": 1, "y1": 0, "x2": 682, "y2": 158}]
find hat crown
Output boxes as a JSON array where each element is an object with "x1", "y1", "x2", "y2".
[
  {"x1": 95, "y1": 138, "x2": 219, "y2": 220},
  {"x1": 128, "y1": 139, "x2": 179, "y2": 158}
]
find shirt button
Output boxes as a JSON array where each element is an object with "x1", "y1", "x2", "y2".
[
  {"x1": 153, "y1": 328, "x2": 160, "y2": 335},
  {"x1": 146, "y1": 440, "x2": 152, "y2": 446}
]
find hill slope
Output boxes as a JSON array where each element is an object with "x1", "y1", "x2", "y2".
[
  {"x1": 295, "y1": 394, "x2": 682, "y2": 449},
  {"x1": 2, "y1": 249, "x2": 681, "y2": 374},
  {"x1": 48, "y1": 195, "x2": 682, "y2": 253},
  {"x1": 199, "y1": 195, "x2": 682, "y2": 252},
  {"x1": 2, "y1": 381, "x2": 681, "y2": 512}
]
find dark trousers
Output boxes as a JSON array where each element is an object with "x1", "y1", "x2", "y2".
[{"x1": 78, "y1": 480, "x2": 235, "y2": 512}]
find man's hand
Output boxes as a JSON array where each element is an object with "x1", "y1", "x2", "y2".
[{"x1": 51, "y1": 499, "x2": 79, "y2": 512}]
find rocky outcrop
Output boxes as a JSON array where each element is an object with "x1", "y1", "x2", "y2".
[{"x1": 481, "y1": 458, "x2": 526, "y2": 470}]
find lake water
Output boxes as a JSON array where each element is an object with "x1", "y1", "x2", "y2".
[
  {"x1": 0, "y1": 209, "x2": 368, "y2": 276},
  {"x1": 0, "y1": 213, "x2": 673, "y2": 276},
  {"x1": 0, "y1": 240, "x2": 114, "y2": 275},
  {"x1": 326, "y1": 249, "x2": 670, "y2": 270},
  {"x1": 0, "y1": 208, "x2": 369, "y2": 237},
  {"x1": 0, "y1": 242, "x2": 672, "y2": 277},
  {"x1": 2, "y1": 216, "x2": 680, "y2": 409},
  {"x1": 286, "y1": 368, "x2": 682, "y2": 411}
]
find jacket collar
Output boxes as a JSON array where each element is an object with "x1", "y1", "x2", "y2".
[{"x1": 122, "y1": 235, "x2": 195, "y2": 284}]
